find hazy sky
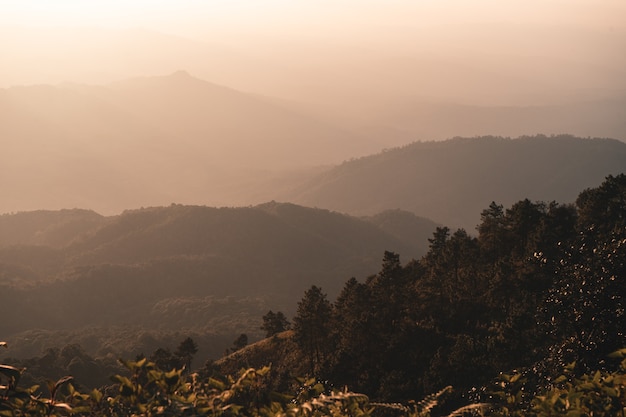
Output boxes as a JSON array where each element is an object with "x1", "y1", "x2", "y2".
[
  {"x1": 1, "y1": 0, "x2": 625, "y2": 215},
  {"x1": 1, "y1": 0, "x2": 624, "y2": 37},
  {"x1": 2, "y1": 0, "x2": 624, "y2": 101}
]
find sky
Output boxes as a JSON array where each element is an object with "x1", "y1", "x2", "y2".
[
  {"x1": 2, "y1": 0, "x2": 625, "y2": 101},
  {"x1": 1, "y1": 0, "x2": 625, "y2": 37}
]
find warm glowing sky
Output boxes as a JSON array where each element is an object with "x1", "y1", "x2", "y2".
[
  {"x1": 1, "y1": 0, "x2": 625, "y2": 215},
  {"x1": 1, "y1": 0, "x2": 625, "y2": 38},
  {"x1": 1, "y1": 0, "x2": 624, "y2": 100}
]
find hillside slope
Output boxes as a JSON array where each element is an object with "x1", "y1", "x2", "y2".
[
  {"x1": 282, "y1": 135, "x2": 626, "y2": 230},
  {"x1": 0, "y1": 203, "x2": 433, "y2": 353}
]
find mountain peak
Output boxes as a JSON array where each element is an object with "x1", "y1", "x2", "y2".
[{"x1": 169, "y1": 70, "x2": 192, "y2": 79}]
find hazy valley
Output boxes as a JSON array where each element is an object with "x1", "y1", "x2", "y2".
[
  {"x1": 2, "y1": 70, "x2": 625, "y2": 218},
  {"x1": 1, "y1": 2, "x2": 626, "y2": 415},
  {"x1": 1, "y1": 134, "x2": 624, "y2": 365}
]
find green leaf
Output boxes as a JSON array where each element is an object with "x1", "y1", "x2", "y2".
[
  {"x1": 90, "y1": 389, "x2": 103, "y2": 403},
  {"x1": 147, "y1": 370, "x2": 162, "y2": 382},
  {"x1": 269, "y1": 391, "x2": 294, "y2": 403},
  {"x1": 554, "y1": 375, "x2": 568, "y2": 384},
  {"x1": 608, "y1": 348, "x2": 626, "y2": 359},
  {"x1": 165, "y1": 369, "x2": 181, "y2": 387},
  {"x1": 603, "y1": 387, "x2": 618, "y2": 398},
  {"x1": 70, "y1": 406, "x2": 91, "y2": 414},
  {"x1": 208, "y1": 377, "x2": 226, "y2": 390},
  {"x1": 119, "y1": 384, "x2": 134, "y2": 397},
  {"x1": 111, "y1": 375, "x2": 131, "y2": 386},
  {"x1": 312, "y1": 383, "x2": 325, "y2": 395}
]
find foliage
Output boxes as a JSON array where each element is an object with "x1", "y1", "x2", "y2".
[
  {"x1": 3, "y1": 173, "x2": 626, "y2": 416},
  {"x1": 280, "y1": 175, "x2": 626, "y2": 405},
  {"x1": 231, "y1": 335, "x2": 249, "y2": 353},
  {"x1": 486, "y1": 349, "x2": 626, "y2": 416},
  {"x1": 261, "y1": 311, "x2": 291, "y2": 338},
  {"x1": 293, "y1": 286, "x2": 333, "y2": 375},
  {"x1": 0, "y1": 346, "x2": 485, "y2": 417},
  {"x1": 540, "y1": 174, "x2": 626, "y2": 370},
  {"x1": 6, "y1": 347, "x2": 621, "y2": 417}
]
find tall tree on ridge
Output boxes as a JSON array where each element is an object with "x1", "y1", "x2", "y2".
[{"x1": 293, "y1": 285, "x2": 332, "y2": 375}]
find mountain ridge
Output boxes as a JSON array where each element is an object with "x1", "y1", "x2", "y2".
[
  {"x1": 0, "y1": 202, "x2": 437, "y2": 349},
  {"x1": 0, "y1": 72, "x2": 373, "y2": 215},
  {"x1": 281, "y1": 135, "x2": 626, "y2": 230}
]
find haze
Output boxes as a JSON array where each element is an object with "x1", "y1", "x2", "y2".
[{"x1": 1, "y1": 0, "x2": 625, "y2": 215}]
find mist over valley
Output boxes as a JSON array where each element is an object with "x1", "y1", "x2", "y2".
[{"x1": 1, "y1": 2, "x2": 625, "y2": 413}]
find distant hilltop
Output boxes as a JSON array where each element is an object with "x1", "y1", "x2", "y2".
[{"x1": 280, "y1": 135, "x2": 626, "y2": 230}]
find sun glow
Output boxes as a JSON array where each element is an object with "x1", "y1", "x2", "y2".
[
  {"x1": 1, "y1": 0, "x2": 624, "y2": 38},
  {"x1": 0, "y1": 0, "x2": 184, "y2": 28}
]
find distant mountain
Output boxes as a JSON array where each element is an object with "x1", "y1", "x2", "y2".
[
  {"x1": 281, "y1": 135, "x2": 626, "y2": 230},
  {"x1": 0, "y1": 209, "x2": 105, "y2": 248},
  {"x1": 0, "y1": 72, "x2": 371, "y2": 215},
  {"x1": 347, "y1": 97, "x2": 626, "y2": 142},
  {"x1": 0, "y1": 203, "x2": 433, "y2": 350},
  {"x1": 362, "y1": 210, "x2": 440, "y2": 257},
  {"x1": 77, "y1": 71, "x2": 368, "y2": 169}
]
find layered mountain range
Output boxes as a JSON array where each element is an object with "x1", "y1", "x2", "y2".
[
  {"x1": 2, "y1": 71, "x2": 625, "y2": 217},
  {"x1": 2, "y1": 69, "x2": 626, "y2": 363}
]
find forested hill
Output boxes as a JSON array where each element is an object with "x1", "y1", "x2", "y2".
[
  {"x1": 216, "y1": 174, "x2": 626, "y2": 411},
  {"x1": 0, "y1": 209, "x2": 105, "y2": 248},
  {"x1": 283, "y1": 135, "x2": 626, "y2": 230},
  {"x1": 0, "y1": 203, "x2": 435, "y2": 358}
]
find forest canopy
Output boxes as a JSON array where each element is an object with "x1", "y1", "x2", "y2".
[{"x1": 1, "y1": 174, "x2": 625, "y2": 417}]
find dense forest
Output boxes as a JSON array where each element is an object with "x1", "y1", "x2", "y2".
[
  {"x1": 2, "y1": 174, "x2": 625, "y2": 416},
  {"x1": 216, "y1": 174, "x2": 626, "y2": 412},
  {"x1": 0, "y1": 203, "x2": 433, "y2": 364}
]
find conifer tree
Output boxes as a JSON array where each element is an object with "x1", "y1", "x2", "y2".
[
  {"x1": 293, "y1": 285, "x2": 332, "y2": 375},
  {"x1": 261, "y1": 310, "x2": 290, "y2": 338}
]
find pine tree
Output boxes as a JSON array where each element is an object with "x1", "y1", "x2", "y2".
[
  {"x1": 260, "y1": 310, "x2": 290, "y2": 337},
  {"x1": 293, "y1": 285, "x2": 332, "y2": 375}
]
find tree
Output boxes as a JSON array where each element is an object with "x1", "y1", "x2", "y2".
[
  {"x1": 261, "y1": 310, "x2": 290, "y2": 338},
  {"x1": 150, "y1": 347, "x2": 177, "y2": 371},
  {"x1": 379, "y1": 250, "x2": 402, "y2": 281},
  {"x1": 330, "y1": 277, "x2": 374, "y2": 390},
  {"x1": 292, "y1": 285, "x2": 332, "y2": 375},
  {"x1": 576, "y1": 174, "x2": 626, "y2": 236},
  {"x1": 504, "y1": 199, "x2": 545, "y2": 258},
  {"x1": 175, "y1": 337, "x2": 198, "y2": 372},
  {"x1": 540, "y1": 175, "x2": 626, "y2": 372},
  {"x1": 231, "y1": 334, "x2": 248, "y2": 353},
  {"x1": 477, "y1": 201, "x2": 506, "y2": 262}
]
